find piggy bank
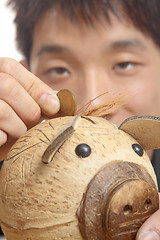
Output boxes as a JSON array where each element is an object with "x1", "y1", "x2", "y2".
[{"x1": 0, "y1": 115, "x2": 159, "y2": 240}]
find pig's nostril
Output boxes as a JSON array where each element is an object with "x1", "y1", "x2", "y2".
[
  {"x1": 145, "y1": 199, "x2": 152, "y2": 209},
  {"x1": 123, "y1": 204, "x2": 133, "y2": 215}
]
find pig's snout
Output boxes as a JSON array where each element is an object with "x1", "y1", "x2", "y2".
[{"x1": 77, "y1": 161, "x2": 159, "y2": 240}]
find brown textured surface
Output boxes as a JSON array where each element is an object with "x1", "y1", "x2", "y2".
[
  {"x1": 0, "y1": 116, "x2": 158, "y2": 240},
  {"x1": 106, "y1": 180, "x2": 158, "y2": 240},
  {"x1": 119, "y1": 116, "x2": 160, "y2": 150},
  {"x1": 77, "y1": 161, "x2": 159, "y2": 240}
]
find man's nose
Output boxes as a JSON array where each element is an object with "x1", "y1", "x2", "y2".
[{"x1": 84, "y1": 69, "x2": 110, "y2": 107}]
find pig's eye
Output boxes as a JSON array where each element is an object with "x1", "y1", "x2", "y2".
[
  {"x1": 132, "y1": 143, "x2": 144, "y2": 157},
  {"x1": 75, "y1": 143, "x2": 91, "y2": 158}
]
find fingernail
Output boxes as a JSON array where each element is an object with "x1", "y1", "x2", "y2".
[
  {"x1": 38, "y1": 93, "x2": 60, "y2": 115},
  {"x1": 138, "y1": 231, "x2": 160, "y2": 240}
]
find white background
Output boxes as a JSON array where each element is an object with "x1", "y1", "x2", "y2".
[{"x1": 0, "y1": 0, "x2": 22, "y2": 60}]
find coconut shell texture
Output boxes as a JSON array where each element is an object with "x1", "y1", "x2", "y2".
[{"x1": 0, "y1": 116, "x2": 159, "y2": 240}]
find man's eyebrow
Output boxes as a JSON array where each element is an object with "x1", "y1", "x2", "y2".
[
  {"x1": 36, "y1": 45, "x2": 70, "y2": 57},
  {"x1": 106, "y1": 39, "x2": 147, "y2": 51}
]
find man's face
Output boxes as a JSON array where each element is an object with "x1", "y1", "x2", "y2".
[{"x1": 29, "y1": 10, "x2": 160, "y2": 125}]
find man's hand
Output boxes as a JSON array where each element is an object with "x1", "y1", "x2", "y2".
[
  {"x1": 136, "y1": 193, "x2": 160, "y2": 240},
  {"x1": 0, "y1": 57, "x2": 60, "y2": 157}
]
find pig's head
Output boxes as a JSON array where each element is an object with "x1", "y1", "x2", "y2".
[{"x1": 0, "y1": 115, "x2": 159, "y2": 240}]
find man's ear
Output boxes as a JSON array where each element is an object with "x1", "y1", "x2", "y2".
[
  {"x1": 20, "y1": 59, "x2": 29, "y2": 70},
  {"x1": 119, "y1": 116, "x2": 160, "y2": 150}
]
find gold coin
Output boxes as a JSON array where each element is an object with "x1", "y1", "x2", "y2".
[{"x1": 57, "y1": 89, "x2": 77, "y2": 116}]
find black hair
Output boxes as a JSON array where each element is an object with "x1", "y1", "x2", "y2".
[{"x1": 8, "y1": 0, "x2": 160, "y2": 61}]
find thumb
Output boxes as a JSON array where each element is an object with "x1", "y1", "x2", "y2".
[
  {"x1": 136, "y1": 208, "x2": 160, "y2": 240},
  {"x1": 37, "y1": 90, "x2": 60, "y2": 115},
  {"x1": 0, "y1": 58, "x2": 60, "y2": 115}
]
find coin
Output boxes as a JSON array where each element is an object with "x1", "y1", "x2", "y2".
[{"x1": 57, "y1": 89, "x2": 77, "y2": 116}]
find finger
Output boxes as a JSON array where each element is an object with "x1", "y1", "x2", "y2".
[
  {"x1": 136, "y1": 209, "x2": 160, "y2": 240},
  {"x1": 0, "y1": 58, "x2": 60, "y2": 115},
  {"x1": 0, "y1": 73, "x2": 41, "y2": 125},
  {"x1": 0, "y1": 130, "x2": 7, "y2": 147},
  {"x1": 0, "y1": 100, "x2": 27, "y2": 138}
]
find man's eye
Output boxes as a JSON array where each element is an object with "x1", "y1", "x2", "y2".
[
  {"x1": 48, "y1": 67, "x2": 70, "y2": 76},
  {"x1": 114, "y1": 62, "x2": 136, "y2": 71}
]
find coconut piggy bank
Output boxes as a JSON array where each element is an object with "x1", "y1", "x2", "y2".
[{"x1": 0, "y1": 115, "x2": 160, "y2": 240}]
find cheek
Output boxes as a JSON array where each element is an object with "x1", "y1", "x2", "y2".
[
  {"x1": 128, "y1": 67, "x2": 160, "y2": 114},
  {"x1": 126, "y1": 84, "x2": 160, "y2": 116},
  {"x1": 110, "y1": 79, "x2": 160, "y2": 125}
]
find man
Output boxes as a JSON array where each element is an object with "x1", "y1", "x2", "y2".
[{"x1": 1, "y1": 0, "x2": 160, "y2": 239}]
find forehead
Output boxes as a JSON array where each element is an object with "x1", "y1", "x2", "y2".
[
  {"x1": 34, "y1": 8, "x2": 129, "y2": 36},
  {"x1": 31, "y1": 8, "x2": 147, "y2": 57}
]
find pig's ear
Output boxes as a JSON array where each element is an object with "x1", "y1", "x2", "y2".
[{"x1": 119, "y1": 116, "x2": 160, "y2": 150}]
